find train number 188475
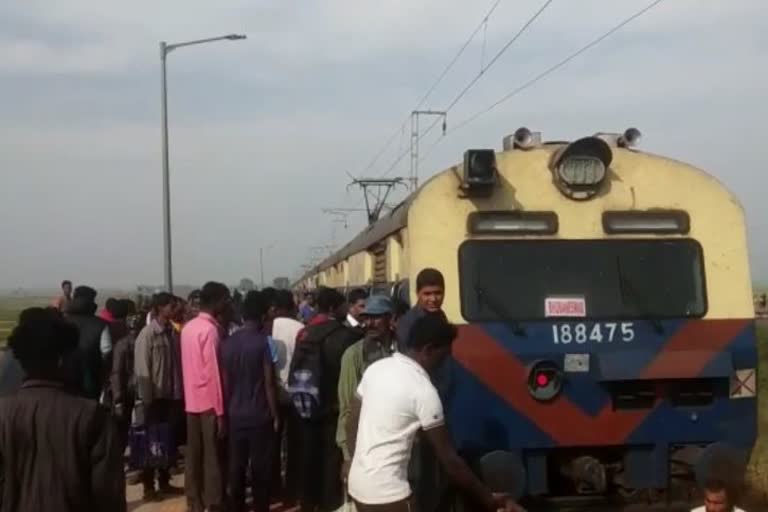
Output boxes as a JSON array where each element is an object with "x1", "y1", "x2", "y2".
[{"x1": 551, "y1": 322, "x2": 635, "y2": 344}]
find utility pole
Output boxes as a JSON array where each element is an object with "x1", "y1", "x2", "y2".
[
  {"x1": 410, "y1": 110, "x2": 447, "y2": 191},
  {"x1": 160, "y1": 42, "x2": 172, "y2": 294},
  {"x1": 347, "y1": 178, "x2": 406, "y2": 224}
]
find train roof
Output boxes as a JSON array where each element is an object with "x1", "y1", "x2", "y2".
[
  {"x1": 297, "y1": 133, "x2": 744, "y2": 287},
  {"x1": 315, "y1": 194, "x2": 414, "y2": 273}
]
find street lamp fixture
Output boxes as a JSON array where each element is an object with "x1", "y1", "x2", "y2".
[{"x1": 160, "y1": 33, "x2": 246, "y2": 294}]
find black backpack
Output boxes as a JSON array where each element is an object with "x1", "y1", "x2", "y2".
[{"x1": 288, "y1": 322, "x2": 345, "y2": 420}]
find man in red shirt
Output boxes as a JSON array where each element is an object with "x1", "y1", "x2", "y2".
[{"x1": 180, "y1": 282, "x2": 232, "y2": 512}]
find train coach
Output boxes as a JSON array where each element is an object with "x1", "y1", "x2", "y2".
[{"x1": 297, "y1": 128, "x2": 757, "y2": 508}]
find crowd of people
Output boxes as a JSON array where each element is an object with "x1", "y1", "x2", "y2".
[{"x1": 0, "y1": 272, "x2": 747, "y2": 512}]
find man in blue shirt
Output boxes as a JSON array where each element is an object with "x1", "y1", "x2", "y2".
[
  {"x1": 299, "y1": 292, "x2": 317, "y2": 323},
  {"x1": 220, "y1": 291, "x2": 280, "y2": 512},
  {"x1": 396, "y1": 268, "x2": 445, "y2": 352}
]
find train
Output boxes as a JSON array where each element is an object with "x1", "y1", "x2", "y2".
[{"x1": 296, "y1": 127, "x2": 757, "y2": 509}]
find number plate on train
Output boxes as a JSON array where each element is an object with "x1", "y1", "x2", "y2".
[{"x1": 551, "y1": 322, "x2": 635, "y2": 344}]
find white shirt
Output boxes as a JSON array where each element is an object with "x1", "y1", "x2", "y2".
[
  {"x1": 346, "y1": 313, "x2": 360, "y2": 327},
  {"x1": 691, "y1": 507, "x2": 745, "y2": 512},
  {"x1": 348, "y1": 353, "x2": 444, "y2": 505},
  {"x1": 272, "y1": 317, "x2": 303, "y2": 392},
  {"x1": 99, "y1": 326, "x2": 112, "y2": 355}
]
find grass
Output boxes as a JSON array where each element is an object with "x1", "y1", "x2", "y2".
[
  {"x1": 0, "y1": 296, "x2": 48, "y2": 346},
  {"x1": 745, "y1": 322, "x2": 768, "y2": 504}
]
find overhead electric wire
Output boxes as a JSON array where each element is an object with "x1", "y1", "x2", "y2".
[
  {"x1": 413, "y1": 0, "x2": 505, "y2": 112},
  {"x1": 353, "y1": 0, "x2": 506, "y2": 178},
  {"x1": 417, "y1": 0, "x2": 666, "y2": 164},
  {"x1": 374, "y1": 0, "x2": 555, "y2": 180},
  {"x1": 444, "y1": 0, "x2": 554, "y2": 113},
  {"x1": 308, "y1": 0, "x2": 666, "y2": 277}
]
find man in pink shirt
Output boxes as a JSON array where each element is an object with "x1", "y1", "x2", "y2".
[{"x1": 180, "y1": 281, "x2": 232, "y2": 512}]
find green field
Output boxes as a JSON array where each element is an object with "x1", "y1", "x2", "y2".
[
  {"x1": 0, "y1": 296, "x2": 46, "y2": 345},
  {"x1": 746, "y1": 322, "x2": 768, "y2": 503}
]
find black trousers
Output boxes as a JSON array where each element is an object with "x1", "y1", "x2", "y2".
[
  {"x1": 141, "y1": 467, "x2": 171, "y2": 490},
  {"x1": 185, "y1": 411, "x2": 224, "y2": 509},
  {"x1": 141, "y1": 400, "x2": 174, "y2": 490},
  {"x1": 114, "y1": 399, "x2": 134, "y2": 456},
  {"x1": 410, "y1": 433, "x2": 451, "y2": 512},
  {"x1": 299, "y1": 416, "x2": 343, "y2": 512},
  {"x1": 229, "y1": 424, "x2": 275, "y2": 512},
  {"x1": 170, "y1": 399, "x2": 186, "y2": 449},
  {"x1": 272, "y1": 403, "x2": 301, "y2": 503}
]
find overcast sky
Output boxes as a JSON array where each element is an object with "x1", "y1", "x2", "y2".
[{"x1": 0, "y1": 0, "x2": 766, "y2": 290}]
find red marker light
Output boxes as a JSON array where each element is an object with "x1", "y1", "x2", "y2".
[{"x1": 536, "y1": 373, "x2": 549, "y2": 387}]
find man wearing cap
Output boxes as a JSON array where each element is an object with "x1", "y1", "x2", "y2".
[{"x1": 337, "y1": 295, "x2": 397, "y2": 471}]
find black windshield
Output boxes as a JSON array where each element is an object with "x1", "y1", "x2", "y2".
[{"x1": 459, "y1": 239, "x2": 706, "y2": 321}]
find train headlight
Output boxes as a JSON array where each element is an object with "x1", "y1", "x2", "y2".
[
  {"x1": 558, "y1": 155, "x2": 606, "y2": 185},
  {"x1": 462, "y1": 149, "x2": 497, "y2": 197},
  {"x1": 552, "y1": 136, "x2": 613, "y2": 200}
]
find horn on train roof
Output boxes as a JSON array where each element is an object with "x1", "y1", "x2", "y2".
[
  {"x1": 594, "y1": 128, "x2": 642, "y2": 148},
  {"x1": 503, "y1": 127, "x2": 542, "y2": 150}
]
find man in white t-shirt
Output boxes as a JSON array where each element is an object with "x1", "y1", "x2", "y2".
[
  {"x1": 272, "y1": 295, "x2": 303, "y2": 396},
  {"x1": 346, "y1": 313, "x2": 524, "y2": 512},
  {"x1": 270, "y1": 290, "x2": 304, "y2": 505},
  {"x1": 691, "y1": 478, "x2": 745, "y2": 512}
]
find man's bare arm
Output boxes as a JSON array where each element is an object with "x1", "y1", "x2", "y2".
[
  {"x1": 424, "y1": 425, "x2": 523, "y2": 511},
  {"x1": 345, "y1": 395, "x2": 362, "y2": 460}
]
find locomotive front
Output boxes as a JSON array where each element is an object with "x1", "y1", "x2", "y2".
[{"x1": 405, "y1": 128, "x2": 758, "y2": 508}]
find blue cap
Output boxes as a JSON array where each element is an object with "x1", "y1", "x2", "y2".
[{"x1": 362, "y1": 295, "x2": 394, "y2": 316}]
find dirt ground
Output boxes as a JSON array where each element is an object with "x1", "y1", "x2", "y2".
[
  {"x1": 125, "y1": 474, "x2": 299, "y2": 511},
  {"x1": 125, "y1": 475, "x2": 185, "y2": 512}
]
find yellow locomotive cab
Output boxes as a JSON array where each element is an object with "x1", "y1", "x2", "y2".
[{"x1": 297, "y1": 128, "x2": 756, "y2": 505}]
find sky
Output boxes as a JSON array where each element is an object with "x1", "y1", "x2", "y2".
[{"x1": 0, "y1": 0, "x2": 766, "y2": 290}]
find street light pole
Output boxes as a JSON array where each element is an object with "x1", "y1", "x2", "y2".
[
  {"x1": 160, "y1": 41, "x2": 173, "y2": 294},
  {"x1": 159, "y1": 34, "x2": 246, "y2": 294}
]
